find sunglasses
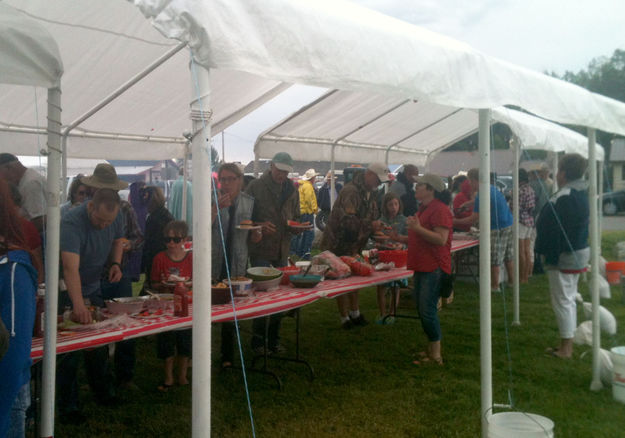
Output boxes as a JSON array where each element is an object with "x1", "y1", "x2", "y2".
[{"x1": 164, "y1": 236, "x2": 183, "y2": 243}]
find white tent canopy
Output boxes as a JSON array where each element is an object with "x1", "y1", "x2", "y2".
[
  {"x1": 135, "y1": 0, "x2": 625, "y2": 136},
  {"x1": 0, "y1": 2, "x2": 62, "y2": 87},
  {"x1": 3, "y1": 1, "x2": 621, "y2": 436},
  {"x1": 0, "y1": 1, "x2": 291, "y2": 159},
  {"x1": 254, "y1": 89, "x2": 604, "y2": 168}
]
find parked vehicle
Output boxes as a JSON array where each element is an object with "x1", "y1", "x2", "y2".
[{"x1": 602, "y1": 190, "x2": 625, "y2": 215}]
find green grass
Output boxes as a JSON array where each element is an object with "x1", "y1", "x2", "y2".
[
  {"x1": 601, "y1": 230, "x2": 625, "y2": 261},
  {"x1": 55, "y1": 235, "x2": 625, "y2": 437}
]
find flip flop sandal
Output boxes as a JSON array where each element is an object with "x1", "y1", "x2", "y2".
[
  {"x1": 544, "y1": 347, "x2": 571, "y2": 359},
  {"x1": 157, "y1": 383, "x2": 174, "y2": 392},
  {"x1": 413, "y1": 356, "x2": 444, "y2": 366}
]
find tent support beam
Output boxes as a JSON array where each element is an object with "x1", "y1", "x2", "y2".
[
  {"x1": 189, "y1": 61, "x2": 213, "y2": 436},
  {"x1": 512, "y1": 136, "x2": 520, "y2": 326},
  {"x1": 588, "y1": 128, "x2": 602, "y2": 391},
  {"x1": 478, "y1": 109, "x2": 492, "y2": 437},
  {"x1": 41, "y1": 86, "x2": 62, "y2": 437},
  {"x1": 60, "y1": 41, "x2": 187, "y2": 191},
  {"x1": 330, "y1": 143, "x2": 336, "y2": 207},
  {"x1": 182, "y1": 141, "x2": 190, "y2": 221}
]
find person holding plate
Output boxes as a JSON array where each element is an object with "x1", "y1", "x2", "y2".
[
  {"x1": 211, "y1": 163, "x2": 262, "y2": 366},
  {"x1": 245, "y1": 152, "x2": 301, "y2": 354}
]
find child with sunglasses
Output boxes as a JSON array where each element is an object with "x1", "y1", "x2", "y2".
[{"x1": 150, "y1": 220, "x2": 192, "y2": 391}]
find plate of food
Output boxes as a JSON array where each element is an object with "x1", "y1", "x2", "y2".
[
  {"x1": 372, "y1": 231, "x2": 390, "y2": 241},
  {"x1": 287, "y1": 220, "x2": 313, "y2": 229},
  {"x1": 236, "y1": 220, "x2": 262, "y2": 230}
]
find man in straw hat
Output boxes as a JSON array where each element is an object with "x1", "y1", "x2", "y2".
[
  {"x1": 294, "y1": 168, "x2": 319, "y2": 260},
  {"x1": 57, "y1": 164, "x2": 130, "y2": 418},
  {"x1": 321, "y1": 162, "x2": 388, "y2": 329}
]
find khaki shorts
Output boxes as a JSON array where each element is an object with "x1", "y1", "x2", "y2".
[{"x1": 519, "y1": 223, "x2": 533, "y2": 240}]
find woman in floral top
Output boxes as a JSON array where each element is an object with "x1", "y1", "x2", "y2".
[{"x1": 518, "y1": 169, "x2": 536, "y2": 283}]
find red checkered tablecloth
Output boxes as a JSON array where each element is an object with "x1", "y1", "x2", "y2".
[{"x1": 30, "y1": 268, "x2": 413, "y2": 360}]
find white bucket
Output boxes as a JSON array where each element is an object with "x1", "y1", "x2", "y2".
[
  {"x1": 610, "y1": 346, "x2": 625, "y2": 404},
  {"x1": 488, "y1": 412, "x2": 554, "y2": 438}
]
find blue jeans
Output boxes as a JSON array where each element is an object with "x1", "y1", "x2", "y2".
[
  {"x1": 413, "y1": 269, "x2": 442, "y2": 342},
  {"x1": 8, "y1": 383, "x2": 29, "y2": 438},
  {"x1": 296, "y1": 213, "x2": 315, "y2": 259}
]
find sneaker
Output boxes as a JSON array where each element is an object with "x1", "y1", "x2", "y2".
[
  {"x1": 271, "y1": 344, "x2": 286, "y2": 354},
  {"x1": 350, "y1": 314, "x2": 368, "y2": 326},
  {"x1": 376, "y1": 315, "x2": 395, "y2": 325}
]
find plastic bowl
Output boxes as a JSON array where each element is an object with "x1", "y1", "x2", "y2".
[
  {"x1": 246, "y1": 267, "x2": 283, "y2": 281},
  {"x1": 253, "y1": 273, "x2": 283, "y2": 291},
  {"x1": 290, "y1": 274, "x2": 322, "y2": 288},
  {"x1": 105, "y1": 297, "x2": 147, "y2": 315},
  {"x1": 378, "y1": 250, "x2": 407, "y2": 268},
  {"x1": 277, "y1": 266, "x2": 300, "y2": 285},
  {"x1": 226, "y1": 277, "x2": 254, "y2": 296}
]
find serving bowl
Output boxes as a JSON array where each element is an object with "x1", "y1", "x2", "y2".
[
  {"x1": 289, "y1": 274, "x2": 322, "y2": 288},
  {"x1": 226, "y1": 277, "x2": 254, "y2": 296},
  {"x1": 246, "y1": 267, "x2": 283, "y2": 281},
  {"x1": 277, "y1": 266, "x2": 300, "y2": 285},
  {"x1": 145, "y1": 293, "x2": 174, "y2": 312},
  {"x1": 253, "y1": 274, "x2": 283, "y2": 291},
  {"x1": 105, "y1": 297, "x2": 147, "y2": 315}
]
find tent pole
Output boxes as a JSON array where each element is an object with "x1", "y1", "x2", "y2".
[
  {"x1": 598, "y1": 160, "x2": 603, "y2": 239},
  {"x1": 41, "y1": 86, "x2": 62, "y2": 438},
  {"x1": 478, "y1": 109, "x2": 492, "y2": 437},
  {"x1": 512, "y1": 137, "x2": 520, "y2": 326},
  {"x1": 61, "y1": 137, "x2": 67, "y2": 200},
  {"x1": 182, "y1": 142, "x2": 189, "y2": 222},
  {"x1": 552, "y1": 152, "x2": 559, "y2": 192},
  {"x1": 588, "y1": 128, "x2": 602, "y2": 391},
  {"x1": 189, "y1": 60, "x2": 212, "y2": 436},
  {"x1": 253, "y1": 152, "x2": 259, "y2": 178},
  {"x1": 330, "y1": 143, "x2": 336, "y2": 207}
]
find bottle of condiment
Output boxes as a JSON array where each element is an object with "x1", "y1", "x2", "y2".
[
  {"x1": 174, "y1": 281, "x2": 189, "y2": 317},
  {"x1": 34, "y1": 288, "x2": 45, "y2": 337}
]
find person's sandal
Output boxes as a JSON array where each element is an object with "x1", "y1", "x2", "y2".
[
  {"x1": 157, "y1": 383, "x2": 174, "y2": 393},
  {"x1": 413, "y1": 356, "x2": 443, "y2": 366}
]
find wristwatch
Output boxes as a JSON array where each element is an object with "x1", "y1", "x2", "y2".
[{"x1": 110, "y1": 262, "x2": 122, "y2": 268}]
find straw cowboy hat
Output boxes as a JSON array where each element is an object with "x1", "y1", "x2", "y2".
[
  {"x1": 81, "y1": 163, "x2": 128, "y2": 190},
  {"x1": 302, "y1": 168, "x2": 319, "y2": 181}
]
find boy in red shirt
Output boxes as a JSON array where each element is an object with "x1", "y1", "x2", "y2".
[{"x1": 150, "y1": 220, "x2": 192, "y2": 391}]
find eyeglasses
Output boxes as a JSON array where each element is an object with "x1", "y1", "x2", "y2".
[
  {"x1": 218, "y1": 176, "x2": 240, "y2": 183},
  {"x1": 164, "y1": 237, "x2": 183, "y2": 243}
]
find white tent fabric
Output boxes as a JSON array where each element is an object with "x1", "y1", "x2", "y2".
[
  {"x1": 254, "y1": 89, "x2": 604, "y2": 168},
  {"x1": 0, "y1": 1, "x2": 291, "y2": 159},
  {"x1": 0, "y1": 3, "x2": 62, "y2": 87},
  {"x1": 134, "y1": 0, "x2": 625, "y2": 136}
]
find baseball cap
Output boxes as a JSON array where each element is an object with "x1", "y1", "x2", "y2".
[
  {"x1": 415, "y1": 174, "x2": 446, "y2": 192},
  {"x1": 272, "y1": 152, "x2": 294, "y2": 172},
  {"x1": 367, "y1": 162, "x2": 390, "y2": 184}
]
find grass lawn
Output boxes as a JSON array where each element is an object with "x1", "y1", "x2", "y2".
[{"x1": 54, "y1": 233, "x2": 625, "y2": 437}]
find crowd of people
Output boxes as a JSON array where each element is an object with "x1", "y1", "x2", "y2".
[{"x1": 0, "y1": 149, "x2": 591, "y2": 434}]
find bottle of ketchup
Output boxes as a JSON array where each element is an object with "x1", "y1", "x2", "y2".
[{"x1": 174, "y1": 281, "x2": 189, "y2": 317}]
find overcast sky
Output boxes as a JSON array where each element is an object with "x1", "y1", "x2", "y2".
[{"x1": 218, "y1": 0, "x2": 624, "y2": 165}]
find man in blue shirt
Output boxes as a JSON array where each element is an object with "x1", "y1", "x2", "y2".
[
  {"x1": 57, "y1": 188, "x2": 126, "y2": 420},
  {"x1": 454, "y1": 169, "x2": 514, "y2": 290}
]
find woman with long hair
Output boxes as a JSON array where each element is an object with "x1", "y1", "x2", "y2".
[
  {"x1": 141, "y1": 186, "x2": 174, "y2": 289},
  {"x1": 0, "y1": 177, "x2": 37, "y2": 437},
  {"x1": 406, "y1": 174, "x2": 452, "y2": 366}
]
